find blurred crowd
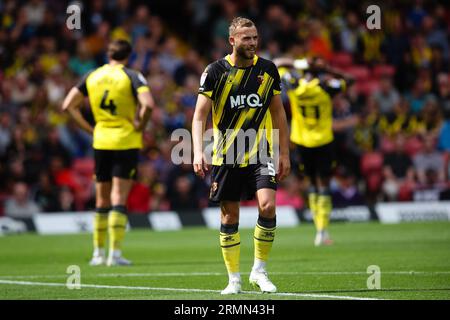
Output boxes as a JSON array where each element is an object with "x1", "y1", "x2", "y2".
[{"x1": 1, "y1": 0, "x2": 450, "y2": 218}]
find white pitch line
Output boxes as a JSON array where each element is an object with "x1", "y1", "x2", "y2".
[
  {"x1": 0, "y1": 279, "x2": 381, "y2": 300},
  {"x1": 0, "y1": 270, "x2": 449, "y2": 279},
  {"x1": 95, "y1": 271, "x2": 450, "y2": 277}
]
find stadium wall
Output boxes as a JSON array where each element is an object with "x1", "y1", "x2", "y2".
[{"x1": 1, "y1": 202, "x2": 450, "y2": 235}]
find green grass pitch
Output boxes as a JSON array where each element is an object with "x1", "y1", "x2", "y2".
[{"x1": 0, "y1": 221, "x2": 449, "y2": 300}]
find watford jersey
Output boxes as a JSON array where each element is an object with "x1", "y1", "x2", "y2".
[
  {"x1": 199, "y1": 55, "x2": 281, "y2": 167},
  {"x1": 279, "y1": 67, "x2": 346, "y2": 148},
  {"x1": 77, "y1": 64, "x2": 150, "y2": 150}
]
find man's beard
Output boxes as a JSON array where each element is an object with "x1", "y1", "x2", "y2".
[{"x1": 236, "y1": 45, "x2": 256, "y2": 60}]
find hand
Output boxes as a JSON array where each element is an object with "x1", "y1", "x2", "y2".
[
  {"x1": 276, "y1": 154, "x2": 291, "y2": 182},
  {"x1": 193, "y1": 153, "x2": 209, "y2": 179},
  {"x1": 133, "y1": 120, "x2": 144, "y2": 132}
]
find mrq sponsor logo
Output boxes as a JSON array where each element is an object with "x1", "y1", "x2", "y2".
[{"x1": 230, "y1": 94, "x2": 262, "y2": 109}]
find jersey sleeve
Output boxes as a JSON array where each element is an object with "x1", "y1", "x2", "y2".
[
  {"x1": 76, "y1": 70, "x2": 93, "y2": 96},
  {"x1": 198, "y1": 64, "x2": 217, "y2": 100},
  {"x1": 324, "y1": 78, "x2": 347, "y2": 97},
  {"x1": 123, "y1": 68, "x2": 150, "y2": 97},
  {"x1": 279, "y1": 67, "x2": 300, "y2": 92},
  {"x1": 271, "y1": 63, "x2": 281, "y2": 96}
]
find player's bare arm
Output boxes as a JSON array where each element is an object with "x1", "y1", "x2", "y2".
[
  {"x1": 62, "y1": 87, "x2": 94, "y2": 134},
  {"x1": 134, "y1": 91, "x2": 156, "y2": 131},
  {"x1": 269, "y1": 94, "x2": 290, "y2": 181},
  {"x1": 192, "y1": 94, "x2": 212, "y2": 179}
]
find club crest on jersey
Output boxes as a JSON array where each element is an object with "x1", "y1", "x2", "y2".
[
  {"x1": 230, "y1": 94, "x2": 262, "y2": 109},
  {"x1": 257, "y1": 75, "x2": 264, "y2": 84}
]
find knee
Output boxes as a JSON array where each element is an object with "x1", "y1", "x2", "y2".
[
  {"x1": 220, "y1": 203, "x2": 239, "y2": 224},
  {"x1": 96, "y1": 198, "x2": 111, "y2": 208},
  {"x1": 110, "y1": 189, "x2": 124, "y2": 206},
  {"x1": 259, "y1": 201, "x2": 276, "y2": 218}
]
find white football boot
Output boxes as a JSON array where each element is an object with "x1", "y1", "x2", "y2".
[
  {"x1": 314, "y1": 230, "x2": 334, "y2": 246},
  {"x1": 89, "y1": 248, "x2": 106, "y2": 266},
  {"x1": 221, "y1": 280, "x2": 242, "y2": 295},
  {"x1": 106, "y1": 250, "x2": 132, "y2": 266},
  {"x1": 249, "y1": 269, "x2": 277, "y2": 293}
]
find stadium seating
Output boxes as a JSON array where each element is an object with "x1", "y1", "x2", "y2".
[
  {"x1": 360, "y1": 152, "x2": 384, "y2": 193},
  {"x1": 372, "y1": 64, "x2": 396, "y2": 79},
  {"x1": 330, "y1": 52, "x2": 353, "y2": 68},
  {"x1": 344, "y1": 65, "x2": 370, "y2": 81}
]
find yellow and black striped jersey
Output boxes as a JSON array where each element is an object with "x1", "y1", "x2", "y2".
[
  {"x1": 199, "y1": 55, "x2": 281, "y2": 167},
  {"x1": 77, "y1": 63, "x2": 150, "y2": 150},
  {"x1": 279, "y1": 68, "x2": 346, "y2": 148}
]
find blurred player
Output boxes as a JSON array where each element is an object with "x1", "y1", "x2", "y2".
[
  {"x1": 62, "y1": 40, "x2": 155, "y2": 266},
  {"x1": 275, "y1": 57, "x2": 354, "y2": 246},
  {"x1": 192, "y1": 17, "x2": 290, "y2": 294}
]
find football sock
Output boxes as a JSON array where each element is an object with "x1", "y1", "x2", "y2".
[
  {"x1": 108, "y1": 205, "x2": 128, "y2": 253},
  {"x1": 253, "y1": 215, "x2": 276, "y2": 270},
  {"x1": 93, "y1": 207, "x2": 110, "y2": 252},
  {"x1": 308, "y1": 191, "x2": 318, "y2": 230},
  {"x1": 220, "y1": 223, "x2": 241, "y2": 279},
  {"x1": 316, "y1": 190, "x2": 332, "y2": 231}
]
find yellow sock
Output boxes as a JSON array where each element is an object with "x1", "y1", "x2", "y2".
[
  {"x1": 308, "y1": 192, "x2": 319, "y2": 231},
  {"x1": 108, "y1": 210, "x2": 128, "y2": 251},
  {"x1": 316, "y1": 193, "x2": 332, "y2": 231},
  {"x1": 220, "y1": 232, "x2": 240, "y2": 274},
  {"x1": 254, "y1": 223, "x2": 276, "y2": 262},
  {"x1": 93, "y1": 212, "x2": 108, "y2": 249}
]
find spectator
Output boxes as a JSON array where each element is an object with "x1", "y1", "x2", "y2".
[
  {"x1": 55, "y1": 187, "x2": 76, "y2": 212},
  {"x1": 32, "y1": 172, "x2": 60, "y2": 212},
  {"x1": 4, "y1": 182, "x2": 41, "y2": 218},
  {"x1": 0, "y1": 112, "x2": 12, "y2": 156},
  {"x1": 169, "y1": 175, "x2": 200, "y2": 210},
  {"x1": 332, "y1": 167, "x2": 365, "y2": 208},
  {"x1": 413, "y1": 135, "x2": 445, "y2": 185},
  {"x1": 10, "y1": 72, "x2": 36, "y2": 106},
  {"x1": 68, "y1": 41, "x2": 97, "y2": 77},
  {"x1": 405, "y1": 78, "x2": 434, "y2": 114},
  {"x1": 436, "y1": 73, "x2": 450, "y2": 119},
  {"x1": 382, "y1": 134, "x2": 416, "y2": 201},
  {"x1": 371, "y1": 75, "x2": 401, "y2": 114}
]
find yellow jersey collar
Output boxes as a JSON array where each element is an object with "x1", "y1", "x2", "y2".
[{"x1": 225, "y1": 54, "x2": 258, "y2": 67}]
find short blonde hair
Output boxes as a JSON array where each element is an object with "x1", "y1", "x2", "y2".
[{"x1": 229, "y1": 17, "x2": 255, "y2": 36}]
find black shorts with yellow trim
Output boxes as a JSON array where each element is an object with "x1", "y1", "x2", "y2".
[
  {"x1": 297, "y1": 142, "x2": 335, "y2": 180},
  {"x1": 209, "y1": 162, "x2": 277, "y2": 203},
  {"x1": 94, "y1": 149, "x2": 139, "y2": 182}
]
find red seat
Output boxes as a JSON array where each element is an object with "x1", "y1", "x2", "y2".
[
  {"x1": 373, "y1": 64, "x2": 396, "y2": 78},
  {"x1": 404, "y1": 136, "x2": 423, "y2": 157},
  {"x1": 331, "y1": 52, "x2": 353, "y2": 68},
  {"x1": 380, "y1": 136, "x2": 396, "y2": 154},
  {"x1": 344, "y1": 65, "x2": 370, "y2": 81},
  {"x1": 360, "y1": 152, "x2": 384, "y2": 176},
  {"x1": 72, "y1": 158, "x2": 95, "y2": 177},
  {"x1": 355, "y1": 80, "x2": 380, "y2": 96},
  {"x1": 361, "y1": 152, "x2": 384, "y2": 193}
]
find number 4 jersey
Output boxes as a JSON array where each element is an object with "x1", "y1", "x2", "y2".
[
  {"x1": 279, "y1": 67, "x2": 346, "y2": 148},
  {"x1": 77, "y1": 64, "x2": 150, "y2": 150}
]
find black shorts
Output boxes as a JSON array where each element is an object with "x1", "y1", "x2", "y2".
[
  {"x1": 209, "y1": 162, "x2": 277, "y2": 203},
  {"x1": 297, "y1": 142, "x2": 335, "y2": 180},
  {"x1": 94, "y1": 149, "x2": 139, "y2": 182}
]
